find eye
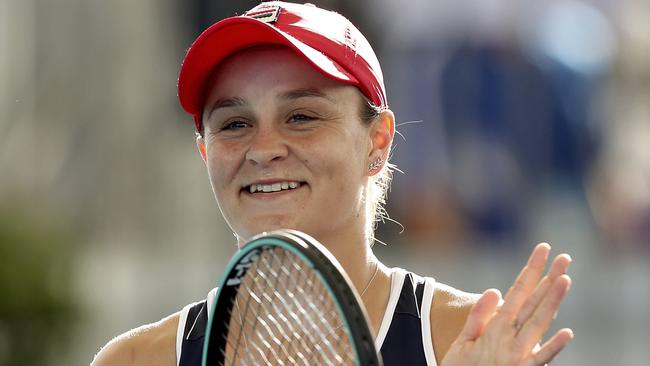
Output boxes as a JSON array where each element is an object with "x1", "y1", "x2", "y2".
[
  {"x1": 289, "y1": 113, "x2": 316, "y2": 124},
  {"x1": 220, "y1": 120, "x2": 250, "y2": 131}
]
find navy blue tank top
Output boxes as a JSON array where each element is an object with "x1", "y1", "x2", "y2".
[{"x1": 177, "y1": 270, "x2": 434, "y2": 365}]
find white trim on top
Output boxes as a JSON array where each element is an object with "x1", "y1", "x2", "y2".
[
  {"x1": 374, "y1": 268, "x2": 407, "y2": 350},
  {"x1": 175, "y1": 288, "x2": 218, "y2": 366},
  {"x1": 176, "y1": 302, "x2": 194, "y2": 366},
  {"x1": 421, "y1": 277, "x2": 438, "y2": 366},
  {"x1": 206, "y1": 287, "x2": 218, "y2": 321}
]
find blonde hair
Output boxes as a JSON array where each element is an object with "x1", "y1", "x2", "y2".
[{"x1": 359, "y1": 98, "x2": 396, "y2": 245}]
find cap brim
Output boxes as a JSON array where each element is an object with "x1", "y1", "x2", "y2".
[{"x1": 178, "y1": 17, "x2": 358, "y2": 117}]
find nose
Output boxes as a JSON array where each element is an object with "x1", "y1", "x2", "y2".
[{"x1": 245, "y1": 125, "x2": 288, "y2": 167}]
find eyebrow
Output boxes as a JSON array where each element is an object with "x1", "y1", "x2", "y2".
[
  {"x1": 205, "y1": 96, "x2": 247, "y2": 120},
  {"x1": 205, "y1": 88, "x2": 336, "y2": 120},
  {"x1": 279, "y1": 88, "x2": 337, "y2": 104}
]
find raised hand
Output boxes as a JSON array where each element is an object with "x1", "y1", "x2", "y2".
[{"x1": 442, "y1": 243, "x2": 573, "y2": 366}]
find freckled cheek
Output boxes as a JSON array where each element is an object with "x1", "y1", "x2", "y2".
[{"x1": 207, "y1": 159, "x2": 237, "y2": 192}]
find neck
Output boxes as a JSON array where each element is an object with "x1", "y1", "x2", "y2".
[
  {"x1": 316, "y1": 226, "x2": 391, "y2": 338},
  {"x1": 311, "y1": 226, "x2": 378, "y2": 296}
]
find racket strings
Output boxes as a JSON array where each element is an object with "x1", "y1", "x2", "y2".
[
  {"x1": 221, "y1": 247, "x2": 356, "y2": 365},
  {"x1": 250, "y1": 251, "x2": 311, "y2": 364},
  {"x1": 261, "y1": 253, "x2": 329, "y2": 360},
  {"x1": 264, "y1": 249, "x2": 350, "y2": 364},
  {"x1": 228, "y1": 258, "x2": 265, "y2": 365},
  {"x1": 266, "y1": 253, "x2": 340, "y2": 340},
  {"x1": 225, "y1": 250, "x2": 321, "y2": 365},
  {"x1": 251, "y1": 251, "x2": 341, "y2": 364},
  {"x1": 228, "y1": 254, "x2": 318, "y2": 365}
]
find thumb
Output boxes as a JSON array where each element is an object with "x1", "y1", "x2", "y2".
[{"x1": 457, "y1": 289, "x2": 502, "y2": 342}]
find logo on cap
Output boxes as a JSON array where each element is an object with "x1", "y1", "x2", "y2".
[{"x1": 244, "y1": 5, "x2": 281, "y2": 24}]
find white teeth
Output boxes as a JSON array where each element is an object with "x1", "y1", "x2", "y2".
[{"x1": 248, "y1": 181, "x2": 300, "y2": 193}]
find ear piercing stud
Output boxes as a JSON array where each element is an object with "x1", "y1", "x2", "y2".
[{"x1": 368, "y1": 158, "x2": 383, "y2": 172}]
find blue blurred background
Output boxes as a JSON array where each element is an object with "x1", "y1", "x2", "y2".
[{"x1": 1, "y1": 0, "x2": 648, "y2": 364}]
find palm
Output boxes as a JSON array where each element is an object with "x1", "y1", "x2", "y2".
[{"x1": 442, "y1": 243, "x2": 573, "y2": 366}]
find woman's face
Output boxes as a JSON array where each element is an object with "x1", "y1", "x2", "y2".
[{"x1": 200, "y1": 47, "x2": 374, "y2": 241}]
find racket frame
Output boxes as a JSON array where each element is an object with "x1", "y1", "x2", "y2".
[{"x1": 201, "y1": 229, "x2": 381, "y2": 366}]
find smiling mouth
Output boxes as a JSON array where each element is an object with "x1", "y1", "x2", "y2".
[{"x1": 245, "y1": 181, "x2": 303, "y2": 194}]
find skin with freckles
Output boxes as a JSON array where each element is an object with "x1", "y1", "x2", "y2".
[{"x1": 91, "y1": 47, "x2": 574, "y2": 366}]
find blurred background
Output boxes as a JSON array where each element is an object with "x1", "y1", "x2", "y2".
[{"x1": 1, "y1": 0, "x2": 648, "y2": 364}]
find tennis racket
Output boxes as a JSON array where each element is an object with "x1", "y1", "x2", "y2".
[{"x1": 202, "y1": 229, "x2": 382, "y2": 366}]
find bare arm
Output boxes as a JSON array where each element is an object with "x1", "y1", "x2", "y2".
[
  {"x1": 91, "y1": 312, "x2": 179, "y2": 366},
  {"x1": 429, "y1": 283, "x2": 482, "y2": 363}
]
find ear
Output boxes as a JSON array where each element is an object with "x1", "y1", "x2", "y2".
[
  {"x1": 368, "y1": 109, "x2": 395, "y2": 175},
  {"x1": 196, "y1": 134, "x2": 207, "y2": 163}
]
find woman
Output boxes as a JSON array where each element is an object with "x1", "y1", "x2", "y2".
[{"x1": 93, "y1": 2, "x2": 573, "y2": 365}]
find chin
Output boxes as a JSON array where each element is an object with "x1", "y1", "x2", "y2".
[{"x1": 238, "y1": 218, "x2": 302, "y2": 239}]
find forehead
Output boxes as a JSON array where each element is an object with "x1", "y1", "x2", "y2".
[{"x1": 203, "y1": 47, "x2": 358, "y2": 106}]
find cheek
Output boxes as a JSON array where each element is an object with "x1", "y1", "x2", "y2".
[
  {"x1": 325, "y1": 151, "x2": 366, "y2": 199},
  {"x1": 206, "y1": 160, "x2": 224, "y2": 187},
  {"x1": 206, "y1": 142, "x2": 240, "y2": 171},
  {"x1": 206, "y1": 151, "x2": 240, "y2": 193},
  {"x1": 324, "y1": 140, "x2": 367, "y2": 185}
]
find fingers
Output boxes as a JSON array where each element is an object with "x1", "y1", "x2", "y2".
[
  {"x1": 524, "y1": 328, "x2": 574, "y2": 366},
  {"x1": 499, "y1": 243, "x2": 550, "y2": 317},
  {"x1": 546, "y1": 254, "x2": 572, "y2": 279},
  {"x1": 457, "y1": 289, "x2": 502, "y2": 342},
  {"x1": 514, "y1": 254, "x2": 572, "y2": 330},
  {"x1": 517, "y1": 274, "x2": 572, "y2": 350},
  {"x1": 449, "y1": 244, "x2": 573, "y2": 366}
]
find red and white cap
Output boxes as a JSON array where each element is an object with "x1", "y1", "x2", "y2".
[{"x1": 177, "y1": 1, "x2": 387, "y2": 130}]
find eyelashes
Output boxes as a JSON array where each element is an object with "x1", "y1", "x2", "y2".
[
  {"x1": 288, "y1": 113, "x2": 317, "y2": 124},
  {"x1": 220, "y1": 120, "x2": 251, "y2": 131}
]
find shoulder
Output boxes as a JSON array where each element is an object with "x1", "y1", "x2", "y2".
[
  {"x1": 429, "y1": 282, "x2": 481, "y2": 362},
  {"x1": 91, "y1": 311, "x2": 180, "y2": 366}
]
